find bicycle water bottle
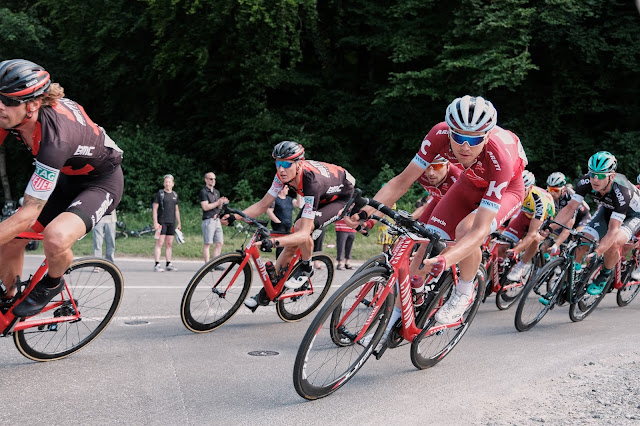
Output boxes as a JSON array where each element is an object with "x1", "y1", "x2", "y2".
[
  {"x1": 411, "y1": 275, "x2": 425, "y2": 306},
  {"x1": 265, "y1": 261, "x2": 278, "y2": 285},
  {"x1": 573, "y1": 262, "x2": 582, "y2": 280}
]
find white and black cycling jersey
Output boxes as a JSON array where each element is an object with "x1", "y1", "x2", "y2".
[{"x1": 572, "y1": 173, "x2": 640, "y2": 222}]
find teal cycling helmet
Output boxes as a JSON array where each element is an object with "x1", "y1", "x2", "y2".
[
  {"x1": 587, "y1": 151, "x2": 617, "y2": 173},
  {"x1": 637, "y1": 174, "x2": 640, "y2": 185},
  {"x1": 522, "y1": 170, "x2": 535, "y2": 189},
  {"x1": 546, "y1": 172, "x2": 567, "y2": 187}
]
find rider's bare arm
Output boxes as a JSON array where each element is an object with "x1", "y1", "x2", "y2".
[
  {"x1": 0, "y1": 195, "x2": 45, "y2": 246},
  {"x1": 512, "y1": 217, "x2": 544, "y2": 254},
  {"x1": 241, "y1": 193, "x2": 276, "y2": 219},
  {"x1": 554, "y1": 199, "x2": 580, "y2": 227}
]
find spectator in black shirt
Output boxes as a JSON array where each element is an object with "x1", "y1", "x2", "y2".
[
  {"x1": 266, "y1": 185, "x2": 301, "y2": 258},
  {"x1": 200, "y1": 172, "x2": 228, "y2": 263},
  {"x1": 152, "y1": 174, "x2": 181, "y2": 272}
]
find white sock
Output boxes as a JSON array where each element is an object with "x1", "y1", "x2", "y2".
[
  {"x1": 384, "y1": 307, "x2": 402, "y2": 334},
  {"x1": 456, "y1": 278, "x2": 475, "y2": 297}
]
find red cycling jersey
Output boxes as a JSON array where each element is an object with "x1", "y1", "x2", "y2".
[
  {"x1": 417, "y1": 163, "x2": 462, "y2": 202},
  {"x1": 413, "y1": 122, "x2": 527, "y2": 214}
]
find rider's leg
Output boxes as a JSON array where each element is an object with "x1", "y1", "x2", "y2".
[
  {"x1": 0, "y1": 239, "x2": 30, "y2": 297},
  {"x1": 43, "y1": 212, "x2": 88, "y2": 278}
]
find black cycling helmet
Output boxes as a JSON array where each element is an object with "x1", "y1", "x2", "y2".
[
  {"x1": 272, "y1": 141, "x2": 305, "y2": 161},
  {"x1": 0, "y1": 59, "x2": 51, "y2": 101}
]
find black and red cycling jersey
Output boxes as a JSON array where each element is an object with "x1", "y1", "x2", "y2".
[
  {"x1": 413, "y1": 122, "x2": 527, "y2": 213},
  {"x1": 268, "y1": 160, "x2": 355, "y2": 221},
  {"x1": 0, "y1": 98, "x2": 123, "y2": 201}
]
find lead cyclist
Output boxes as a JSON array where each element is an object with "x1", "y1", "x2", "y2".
[{"x1": 352, "y1": 95, "x2": 527, "y2": 332}]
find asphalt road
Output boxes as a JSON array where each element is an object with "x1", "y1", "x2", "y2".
[{"x1": 1, "y1": 255, "x2": 639, "y2": 425}]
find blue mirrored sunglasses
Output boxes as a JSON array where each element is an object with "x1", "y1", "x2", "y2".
[
  {"x1": 449, "y1": 129, "x2": 487, "y2": 147},
  {"x1": 275, "y1": 160, "x2": 294, "y2": 169}
]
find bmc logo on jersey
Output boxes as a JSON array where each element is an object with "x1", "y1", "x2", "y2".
[
  {"x1": 74, "y1": 145, "x2": 95, "y2": 156},
  {"x1": 326, "y1": 184, "x2": 344, "y2": 194},
  {"x1": 486, "y1": 181, "x2": 508, "y2": 200}
]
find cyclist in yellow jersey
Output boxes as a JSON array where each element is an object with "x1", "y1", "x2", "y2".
[{"x1": 502, "y1": 171, "x2": 556, "y2": 281}]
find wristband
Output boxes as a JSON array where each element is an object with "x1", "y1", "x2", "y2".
[
  {"x1": 365, "y1": 220, "x2": 375, "y2": 230},
  {"x1": 429, "y1": 255, "x2": 447, "y2": 277},
  {"x1": 274, "y1": 239, "x2": 280, "y2": 247}
]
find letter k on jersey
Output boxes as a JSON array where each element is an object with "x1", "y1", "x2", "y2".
[{"x1": 487, "y1": 181, "x2": 508, "y2": 200}]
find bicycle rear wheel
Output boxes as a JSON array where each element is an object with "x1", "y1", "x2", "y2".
[
  {"x1": 14, "y1": 258, "x2": 123, "y2": 361},
  {"x1": 496, "y1": 253, "x2": 539, "y2": 310},
  {"x1": 410, "y1": 268, "x2": 485, "y2": 370},
  {"x1": 181, "y1": 252, "x2": 252, "y2": 333},
  {"x1": 617, "y1": 260, "x2": 640, "y2": 307},
  {"x1": 514, "y1": 257, "x2": 566, "y2": 332},
  {"x1": 353, "y1": 253, "x2": 387, "y2": 275},
  {"x1": 293, "y1": 267, "x2": 393, "y2": 400},
  {"x1": 570, "y1": 259, "x2": 609, "y2": 322},
  {"x1": 276, "y1": 253, "x2": 334, "y2": 322}
]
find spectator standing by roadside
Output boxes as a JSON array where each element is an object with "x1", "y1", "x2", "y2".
[
  {"x1": 152, "y1": 174, "x2": 181, "y2": 272},
  {"x1": 93, "y1": 210, "x2": 117, "y2": 263},
  {"x1": 266, "y1": 185, "x2": 302, "y2": 258},
  {"x1": 200, "y1": 172, "x2": 228, "y2": 263},
  {"x1": 335, "y1": 219, "x2": 355, "y2": 270}
]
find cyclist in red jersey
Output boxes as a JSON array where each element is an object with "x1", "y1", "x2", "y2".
[
  {"x1": 0, "y1": 59, "x2": 123, "y2": 317},
  {"x1": 356, "y1": 95, "x2": 527, "y2": 326},
  {"x1": 222, "y1": 141, "x2": 355, "y2": 311}
]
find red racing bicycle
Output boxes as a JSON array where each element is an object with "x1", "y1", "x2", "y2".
[{"x1": 1, "y1": 232, "x2": 123, "y2": 361}]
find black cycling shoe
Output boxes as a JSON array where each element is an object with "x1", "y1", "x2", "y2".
[{"x1": 13, "y1": 278, "x2": 65, "y2": 318}]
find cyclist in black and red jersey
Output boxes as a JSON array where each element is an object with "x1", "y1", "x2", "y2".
[
  {"x1": 222, "y1": 141, "x2": 355, "y2": 311},
  {"x1": 355, "y1": 95, "x2": 527, "y2": 327},
  {"x1": 0, "y1": 59, "x2": 123, "y2": 317},
  {"x1": 554, "y1": 152, "x2": 640, "y2": 295}
]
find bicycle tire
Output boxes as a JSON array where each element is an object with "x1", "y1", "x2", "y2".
[
  {"x1": 293, "y1": 267, "x2": 393, "y2": 400},
  {"x1": 276, "y1": 253, "x2": 334, "y2": 322},
  {"x1": 514, "y1": 257, "x2": 566, "y2": 332},
  {"x1": 353, "y1": 253, "x2": 387, "y2": 275},
  {"x1": 410, "y1": 268, "x2": 485, "y2": 370},
  {"x1": 180, "y1": 252, "x2": 252, "y2": 333},
  {"x1": 496, "y1": 253, "x2": 539, "y2": 310},
  {"x1": 115, "y1": 231, "x2": 128, "y2": 240},
  {"x1": 14, "y1": 258, "x2": 124, "y2": 361},
  {"x1": 617, "y1": 260, "x2": 640, "y2": 307},
  {"x1": 570, "y1": 259, "x2": 609, "y2": 322}
]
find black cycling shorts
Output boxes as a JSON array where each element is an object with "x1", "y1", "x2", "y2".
[
  {"x1": 34, "y1": 165, "x2": 124, "y2": 233},
  {"x1": 160, "y1": 222, "x2": 176, "y2": 236}
]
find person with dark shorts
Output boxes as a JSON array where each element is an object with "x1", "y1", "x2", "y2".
[
  {"x1": 222, "y1": 141, "x2": 356, "y2": 312},
  {"x1": 0, "y1": 59, "x2": 123, "y2": 317},
  {"x1": 266, "y1": 184, "x2": 302, "y2": 258},
  {"x1": 152, "y1": 174, "x2": 181, "y2": 272},
  {"x1": 200, "y1": 172, "x2": 228, "y2": 263}
]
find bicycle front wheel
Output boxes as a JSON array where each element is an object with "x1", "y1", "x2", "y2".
[
  {"x1": 496, "y1": 254, "x2": 539, "y2": 310},
  {"x1": 14, "y1": 258, "x2": 124, "y2": 361},
  {"x1": 617, "y1": 260, "x2": 640, "y2": 307},
  {"x1": 293, "y1": 267, "x2": 393, "y2": 400},
  {"x1": 410, "y1": 268, "x2": 485, "y2": 370},
  {"x1": 353, "y1": 253, "x2": 386, "y2": 275},
  {"x1": 569, "y1": 259, "x2": 609, "y2": 322},
  {"x1": 514, "y1": 257, "x2": 565, "y2": 332},
  {"x1": 276, "y1": 253, "x2": 334, "y2": 322},
  {"x1": 180, "y1": 252, "x2": 252, "y2": 333}
]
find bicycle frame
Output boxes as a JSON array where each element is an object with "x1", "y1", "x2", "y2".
[
  {"x1": 612, "y1": 243, "x2": 640, "y2": 290},
  {"x1": 1, "y1": 232, "x2": 81, "y2": 335},
  {"x1": 482, "y1": 236, "x2": 513, "y2": 294},
  {"x1": 214, "y1": 229, "x2": 315, "y2": 302}
]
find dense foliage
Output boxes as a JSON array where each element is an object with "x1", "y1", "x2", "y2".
[{"x1": 1, "y1": 0, "x2": 639, "y2": 210}]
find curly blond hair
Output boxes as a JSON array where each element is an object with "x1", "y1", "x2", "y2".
[{"x1": 39, "y1": 83, "x2": 65, "y2": 107}]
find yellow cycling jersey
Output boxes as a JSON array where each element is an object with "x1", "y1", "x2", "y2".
[{"x1": 522, "y1": 186, "x2": 555, "y2": 220}]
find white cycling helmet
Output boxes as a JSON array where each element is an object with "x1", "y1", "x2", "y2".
[
  {"x1": 431, "y1": 154, "x2": 448, "y2": 165},
  {"x1": 522, "y1": 170, "x2": 535, "y2": 189},
  {"x1": 546, "y1": 172, "x2": 567, "y2": 187},
  {"x1": 445, "y1": 95, "x2": 497, "y2": 133}
]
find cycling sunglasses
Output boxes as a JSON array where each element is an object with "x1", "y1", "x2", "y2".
[
  {"x1": 449, "y1": 129, "x2": 487, "y2": 147},
  {"x1": 0, "y1": 94, "x2": 26, "y2": 107},
  {"x1": 588, "y1": 171, "x2": 612, "y2": 180},
  {"x1": 275, "y1": 160, "x2": 295, "y2": 169},
  {"x1": 547, "y1": 186, "x2": 564, "y2": 193},
  {"x1": 428, "y1": 163, "x2": 446, "y2": 171}
]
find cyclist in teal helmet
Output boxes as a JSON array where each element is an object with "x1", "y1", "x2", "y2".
[{"x1": 554, "y1": 151, "x2": 640, "y2": 296}]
